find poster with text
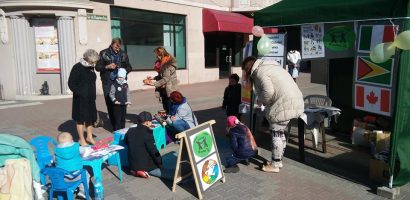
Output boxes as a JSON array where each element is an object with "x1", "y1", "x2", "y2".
[
  {"x1": 301, "y1": 24, "x2": 325, "y2": 59},
  {"x1": 196, "y1": 153, "x2": 223, "y2": 191},
  {"x1": 264, "y1": 34, "x2": 285, "y2": 57},
  {"x1": 354, "y1": 84, "x2": 391, "y2": 116},
  {"x1": 33, "y1": 19, "x2": 60, "y2": 73},
  {"x1": 189, "y1": 127, "x2": 216, "y2": 163}
]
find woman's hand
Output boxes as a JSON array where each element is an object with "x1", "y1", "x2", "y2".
[
  {"x1": 146, "y1": 76, "x2": 154, "y2": 80},
  {"x1": 170, "y1": 116, "x2": 176, "y2": 121}
]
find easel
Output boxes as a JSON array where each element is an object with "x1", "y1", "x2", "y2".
[{"x1": 172, "y1": 120, "x2": 225, "y2": 199}]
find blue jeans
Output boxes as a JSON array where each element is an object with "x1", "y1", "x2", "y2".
[
  {"x1": 148, "y1": 167, "x2": 175, "y2": 180},
  {"x1": 172, "y1": 119, "x2": 190, "y2": 133}
]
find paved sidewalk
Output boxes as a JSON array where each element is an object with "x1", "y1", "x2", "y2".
[{"x1": 1, "y1": 72, "x2": 407, "y2": 200}]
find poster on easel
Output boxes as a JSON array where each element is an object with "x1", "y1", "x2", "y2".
[{"x1": 172, "y1": 120, "x2": 225, "y2": 199}]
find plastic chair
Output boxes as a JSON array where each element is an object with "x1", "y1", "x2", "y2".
[
  {"x1": 30, "y1": 136, "x2": 58, "y2": 185},
  {"x1": 41, "y1": 167, "x2": 90, "y2": 200}
]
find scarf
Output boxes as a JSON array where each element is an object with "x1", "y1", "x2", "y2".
[
  {"x1": 170, "y1": 97, "x2": 187, "y2": 116},
  {"x1": 80, "y1": 58, "x2": 93, "y2": 67}
]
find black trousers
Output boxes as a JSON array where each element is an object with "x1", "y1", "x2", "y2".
[
  {"x1": 113, "y1": 104, "x2": 127, "y2": 131},
  {"x1": 104, "y1": 93, "x2": 115, "y2": 130}
]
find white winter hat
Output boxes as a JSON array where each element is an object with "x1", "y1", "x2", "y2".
[{"x1": 117, "y1": 68, "x2": 127, "y2": 78}]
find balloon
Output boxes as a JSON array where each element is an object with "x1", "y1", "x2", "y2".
[
  {"x1": 370, "y1": 42, "x2": 395, "y2": 63},
  {"x1": 257, "y1": 35, "x2": 273, "y2": 56},
  {"x1": 393, "y1": 30, "x2": 410, "y2": 50},
  {"x1": 252, "y1": 26, "x2": 265, "y2": 37}
]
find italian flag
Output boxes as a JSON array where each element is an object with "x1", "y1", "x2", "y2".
[
  {"x1": 358, "y1": 25, "x2": 395, "y2": 52},
  {"x1": 355, "y1": 84, "x2": 391, "y2": 116}
]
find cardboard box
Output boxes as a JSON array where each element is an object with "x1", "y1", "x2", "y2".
[
  {"x1": 369, "y1": 131, "x2": 391, "y2": 153},
  {"x1": 369, "y1": 158, "x2": 389, "y2": 183}
]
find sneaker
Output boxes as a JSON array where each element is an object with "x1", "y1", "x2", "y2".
[
  {"x1": 278, "y1": 162, "x2": 283, "y2": 168},
  {"x1": 131, "y1": 170, "x2": 150, "y2": 178},
  {"x1": 261, "y1": 164, "x2": 280, "y2": 173},
  {"x1": 223, "y1": 165, "x2": 240, "y2": 173}
]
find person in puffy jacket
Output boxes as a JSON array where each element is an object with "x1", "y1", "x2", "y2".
[
  {"x1": 242, "y1": 56, "x2": 304, "y2": 173},
  {"x1": 224, "y1": 116, "x2": 258, "y2": 173},
  {"x1": 54, "y1": 132, "x2": 88, "y2": 198}
]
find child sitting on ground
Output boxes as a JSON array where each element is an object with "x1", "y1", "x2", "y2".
[
  {"x1": 222, "y1": 73, "x2": 242, "y2": 119},
  {"x1": 124, "y1": 111, "x2": 174, "y2": 180},
  {"x1": 54, "y1": 132, "x2": 88, "y2": 198},
  {"x1": 224, "y1": 116, "x2": 258, "y2": 173},
  {"x1": 109, "y1": 68, "x2": 131, "y2": 131}
]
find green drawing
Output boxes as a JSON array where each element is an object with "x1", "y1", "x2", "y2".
[
  {"x1": 193, "y1": 131, "x2": 213, "y2": 158},
  {"x1": 324, "y1": 26, "x2": 355, "y2": 51}
]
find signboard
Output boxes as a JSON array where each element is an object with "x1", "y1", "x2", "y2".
[
  {"x1": 301, "y1": 24, "x2": 325, "y2": 59},
  {"x1": 172, "y1": 121, "x2": 225, "y2": 199},
  {"x1": 33, "y1": 19, "x2": 60, "y2": 73},
  {"x1": 87, "y1": 14, "x2": 108, "y2": 21},
  {"x1": 264, "y1": 34, "x2": 285, "y2": 57},
  {"x1": 354, "y1": 84, "x2": 391, "y2": 116}
]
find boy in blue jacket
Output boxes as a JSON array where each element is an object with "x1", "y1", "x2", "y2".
[
  {"x1": 224, "y1": 116, "x2": 258, "y2": 173},
  {"x1": 54, "y1": 132, "x2": 88, "y2": 198}
]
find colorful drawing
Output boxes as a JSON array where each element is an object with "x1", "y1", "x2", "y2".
[
  {"x1": 358, "y1": 25, "x2": 396, "y2": 53},
  {"x1": 323, "y1": 26, "x2": 355, "y2": 51},
  {"x1": 356, "y1": 56, "x2": 393, "y2": 86},
  {"x1": 193, "y1": 131, "x2": 213, "y2": 158},
  {"x1": 355, "y1": 84, "x2": 391, "y2": 116},
  {"x1": 201, "y1": 159, "x2": 219, "y2": 184},
  {"x1": 301, "y1": 24, "x2": 325, "y2": 59}
]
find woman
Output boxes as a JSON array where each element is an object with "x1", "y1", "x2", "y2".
[
  {"x1": 68, "y1": 49, "x2": 100, "y2": 146},
  {"x1": 144, "y1": 47, "x2": 179, "y2": 113},
  {"x1": 166, "y1": 91, "x2": 198, "y2": 133}
]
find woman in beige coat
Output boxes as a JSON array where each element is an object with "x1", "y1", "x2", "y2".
[{"x1": 242, "y1": 56, "x2": 304, "y2": 173}]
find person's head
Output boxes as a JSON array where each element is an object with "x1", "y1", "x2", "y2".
[
  {"x1": 57, "y1": 132, "x2": 73, "y2": 144},
  {"x1": 117, "y1": 68, "x2": 127, "y2": 84},
  {"x1": 111, "y1": 38, "x2": 122, "y2": 53},
  {"x1": 227, "y1": 116, "x2": 240, "y2": 128},
  {"x1": 83, "y1": 49, "x2": 99, "y2": 66},
  {"x1": 229, "y1": 73, "x2": 240, "y2": 85},
  {"x1": 139, "y1": 111, "x2": 153, "y2": 127},
  {"x1": 153, "y1": 46, "x2": 169, "y2": 60},
  {"x1": 241, "y1": 56, "x2": 257, "y2": 80},
  {"x1": 169, "y1": 91, "x2": 184, "y2": 105}
]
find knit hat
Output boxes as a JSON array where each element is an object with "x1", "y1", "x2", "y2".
[
  {"x1": 139, "y1": 111, "x2": 152, "y2": 123},
  {"x1": 117, "y1": 68, "x2": 127, "y2": 78},
  {"x1": 169, "y1": 91, "x2": 184, "y2": 104},
  {"x1": 227, "y1": 116, "x2": 240, "y2": 128}
]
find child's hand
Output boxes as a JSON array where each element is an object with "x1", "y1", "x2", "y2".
[
  {"x1": 114, "y1": 101, "x2": 120, "y2": 105},
  {"x1": 126, "y1": 102, "x2": 131, "y2": 105}
]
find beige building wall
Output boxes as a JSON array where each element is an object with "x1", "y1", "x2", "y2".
[{"x1": 0, "y1": 18, "x2": 17, "y2": 100}]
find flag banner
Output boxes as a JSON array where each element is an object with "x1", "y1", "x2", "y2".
[
  {"x1": 355, "y1": 56, "x2": 394, "y2": 87},
  {"x1": 354, "y1": 84, "x2": 391, "y2": 116},
  {"x1": 358, "y1": 25, "x2": 396, "y2": 53}
]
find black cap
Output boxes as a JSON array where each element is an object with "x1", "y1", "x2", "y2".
[{"x1": 138, "y1": 111, "x2": 152, "y2": 122}]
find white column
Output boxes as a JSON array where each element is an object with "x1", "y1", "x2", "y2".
[
  {"x1": 0, "y1": 9, "x2": 8, "y2": 44},
  {"x1": 10, "y1": 15, "x2": 35, "y2": 96},
  {"x1": 57, "y1": 16, "x2": 76, "y2": 95},
  {"x1": 78, "y1": 9, "x2": 87, "y2": 45}
]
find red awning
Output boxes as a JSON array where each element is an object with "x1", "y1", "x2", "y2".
[{"x1": 203, "y1": 9, "x2": 253, "y2": 33}]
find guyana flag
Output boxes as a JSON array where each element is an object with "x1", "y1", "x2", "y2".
[
  {"x1": 355, "y1": 56, "x2": 393, "y2": 87},
  {"x1": 358, "y1": 25, "x2": 395, "y2": 52}
]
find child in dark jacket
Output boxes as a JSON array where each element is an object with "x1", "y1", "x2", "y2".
[
  {"x1": 124, "y1": 111, "x2": 174, "y2": 180},
  {"x1": 110, "y1": 68, "x2": 131, "y2": 131},
  {"x1": 222, "y1": 74, "x2": 242, "y2": 119},
  {"x1": 224, "y1": 116, "x2": 258, "y2": 173}
]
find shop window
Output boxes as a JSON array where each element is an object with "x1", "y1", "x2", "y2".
[{"x1": 110, "y1": 7, "x2": 186, "y2": 70}]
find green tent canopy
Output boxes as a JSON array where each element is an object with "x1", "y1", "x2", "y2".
[
  {"x1": 255, "y1": 0, "x2": 407, "y2": 26},
  {"x1": 255, "y1": 0, "x2": 410, "y2": 187}
]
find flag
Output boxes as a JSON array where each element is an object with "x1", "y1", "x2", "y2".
[
  {"x1": 358, "y1": 25, "x2": 395, "y2": 52},
  {"x1": 356, "y1": 56, "x2": 393, "y2": 86},
  {"x1": 355, "y1": 84, "x2": 391, "y2": 116}
]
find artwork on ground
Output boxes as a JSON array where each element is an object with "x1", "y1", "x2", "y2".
[{"x1": 196, "y1": 153, "x2": 223, "y2": 191}]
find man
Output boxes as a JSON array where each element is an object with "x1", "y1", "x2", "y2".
[
  {"x1": 242, "y1": 56, "x2": 304, "y2": 173},
  {"x1": 95, "y1": 38, "x2": 132, "y2": 130}
]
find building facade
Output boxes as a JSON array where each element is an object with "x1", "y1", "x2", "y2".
[{"x1": 0, "y1": 0, "x2": 278, "y2": 100}]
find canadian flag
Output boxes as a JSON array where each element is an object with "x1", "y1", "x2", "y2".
[{"x1": 355, "y1": 84, "x2": 391, "y2": 116}]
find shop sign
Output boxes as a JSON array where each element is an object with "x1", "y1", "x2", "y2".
[
  {"x1": 87, "y1": 14, "x2": 107, "y2": 21},
  {"x1": 324, "y1": 26, "x2": 355, "y2": 51}
]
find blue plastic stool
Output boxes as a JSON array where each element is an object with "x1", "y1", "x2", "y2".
[
  {"x1": 41, "y1": 167, "x2": 90, "y2": 200},
  {"x1": 30, "y1": 136, "x2": 58, "y2": 185}
]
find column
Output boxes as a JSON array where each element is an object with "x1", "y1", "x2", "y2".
[
  {"x1": 10, "y1": 15, "x2": 35, "y2": 96},
  {"x1": 57, "y1": 16, "x2": 76, "y2": 95}
]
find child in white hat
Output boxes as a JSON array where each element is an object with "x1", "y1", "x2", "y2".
[{"x1": 109, "y1": 68, "x2": 131, "y2": 130}]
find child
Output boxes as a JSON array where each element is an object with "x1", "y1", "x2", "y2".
[
  {"x1": 54, "y1": 132, "x2": 88, "y2": 198},
  {"x1": 224, "y1": 116, "x2": 258, "y2": 173},
  {"x1": 124, "y1": 111, "x2": 174, "y2": 180},
  {"x1": 222, "y1": 73, "x2": 242, "y2": 119},
  {"x1": 109, "y1": 68, "x2": 131, "y2": 131}
]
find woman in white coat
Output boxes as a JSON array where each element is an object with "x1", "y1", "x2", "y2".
[{"x1": 242, "y1": 56, "x2": 304, "y2": 173}]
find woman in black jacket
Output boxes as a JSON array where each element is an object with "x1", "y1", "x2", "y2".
[{"x1": 68, "y1": 49, "x2": 99, "y2": 146}]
